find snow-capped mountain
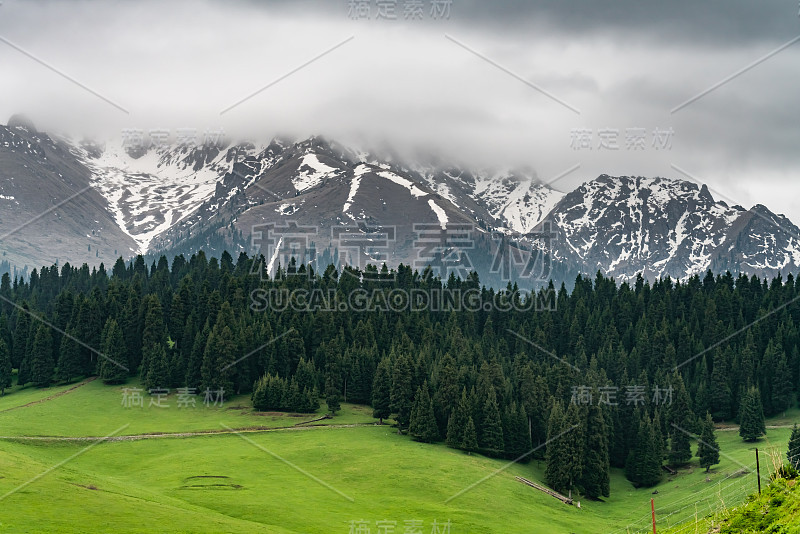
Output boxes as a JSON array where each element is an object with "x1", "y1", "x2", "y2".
[
  {"x1": 2, "y1": 118, "x2": 798, "y2": 285},
  {"x1": 0, "y1": 116, "x2": 138, "y2": 274},
  {"x1": 547, "y1": 175, "x2": 800, "y2": 281}
]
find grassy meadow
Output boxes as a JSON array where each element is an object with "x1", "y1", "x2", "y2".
[{"x1": 0, "y1": 378, "x2": 797, "y2": 533}]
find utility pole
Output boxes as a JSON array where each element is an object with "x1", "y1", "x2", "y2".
[
  {"x1": 651, "y1": 498, "x2": 656, "y2": 534},
  {"x1": 756, "y1": 448, "x2": 762, "y2": 495}
]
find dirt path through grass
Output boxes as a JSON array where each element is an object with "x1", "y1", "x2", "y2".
[
  {"x1": 0, "y1": 377, "x2": 98, "y2": 414},
  {"x1": 0, "y1": 422, "x2": 384, "y2": 442}
]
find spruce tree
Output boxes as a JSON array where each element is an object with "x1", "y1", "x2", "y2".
[
  {"x1": 771, "y1": 351, "x2": 793, "y2": 414},
  {"x1": 0, "y1": 338, "x2": 11, "y2": 395},
  {"x1": 697, "y1": 412, "x2": 720, "y2": 472},
  {"x1": 504, "y1": 403, "x2": 532, "y2": 461},
  {"x1": 461, "y1": 416, "x2": 478, "y2": 453},
  {"x1": 56, "y1": 326, "x2": 82, "y2": 383},
  {"x1": 788, "y1": 424, "x2": 800, "y2": 469},
  {"x1": 668, "y1": 374, "x2": 694, "y2": 466},
  {"x1": 738, "y1": 386, "x2": 766, "y2": 442},
  {"x1": 563, "y1": 402, "x2": 585, "y2": 493},
  {"x1": 480, "y1": 388, "x2": 505, "y2": 456},
  {"x1": 99, "y1": 318, "x2": 127, "y2": 384},
  {"x1": 371, "y1": 358, "x2": 391, "y2": 423},
  {"x1": 11, "y1": 306, "x2": 29, "y2": 369},
  {"x1": 390, "y1": 353, "x2": 414, "y2": 429},
  {"x1": 545, "y1": 401, "x2": 569, "y2": 492},
  {"x1": 446, "y1": 389, "x2": 470, "y2": 449},
  {"x1": 710, "y1": 349, "x2": 732, "y2": 420},
  {"x1": 30, "y1": 324, "x2": 54, "y2": 387},
  {"x1": 409, "y1": 383, "x2": 439, "y2": 443},
  {"x1": 324, "y1": 354, "x2": 342, "y2": 414},
  {"x1": 626, "y1": 414, "x2": 662, "y2": 487},
  {"x1": 145, "y1": 344, "x2": 170, "y2": 391},
  {"x1": 581, "y1": 403, "x2": 610, "y2": 499}
]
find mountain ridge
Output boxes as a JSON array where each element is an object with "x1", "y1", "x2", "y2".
[{"x1": 1, "y1": 121, "x2": 798, "y2": 285}]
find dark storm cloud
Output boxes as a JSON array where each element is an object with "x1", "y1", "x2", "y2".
[
  {"x1": 452, "y1": 0, "x2": 798, "y2": 45},
  {"x1": 0, "y1": 0, "x2": 798, "y2": 221},
  {"x1": 239, "y1": 0, "x2": 799, "y2": 45}
]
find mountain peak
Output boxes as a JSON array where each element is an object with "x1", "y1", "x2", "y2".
[{"x1": 7, "y1": 114, "x2": 37, "y2": 133}]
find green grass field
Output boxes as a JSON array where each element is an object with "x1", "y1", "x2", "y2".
[{"x1": 0, "y1": 379, "x2": 797, "y2": 533}]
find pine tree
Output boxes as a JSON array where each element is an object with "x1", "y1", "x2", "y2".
[
  {"x1": 30, "y1": 324, "x2": 54, "y2": 387},
  {"x1": 446, "y1": 389, "x2": 470, "y2": 449},
  {"x1": 771, "y1": 351, "x2": 793, "y2": 414},
  {"x1": 145, "y1": 344, "x2": 170, "y2": 391},
  {"x1": 581, "y1": 403, "x2": 610, "y2": 499},
  {"x1": 140, "y1": 295, "x2": 167, "y2": 379},
  {"x1": 409, "y1": 383, "x2": 439, "y2": 443},
  {"x1": 390, "y1": 353, "x2": 414, "y2": 429},
  {"x1": 479, "y1": 388, "x2": 505, "y2": 456},
  {"x1": 56, "y1": 326, "x2": 82, "y2": 383},
  {"x1": 324, "y1": 353, "x2": 342, "y2": 414},
  {"x1": 503, "y1": 403, "x2": 532, "y2": 461},
  {"x1": 668, "y1": 374, "x2": 694, "y2": 466},
  {"x1": 788, "y1": 424, "x2": 800, "y2": 470},
  {"x1": 11, "y1": 306, "x2": 29, "y2": 369},
  {"x1": 626, "y1": 414, "x2": 662, "y2": 487},
  {"x1": 697, "y1": 412, "x2": 720, "y2": 472},
  {"x1": 461, "y1": 416, "x2": 478, "y2": 453},
  {"x1": 0, "y1": 338, "x2": 11, "y2": 395},
  {"x1": 545, "y1": 401, "x2": 569, "y2": 492},
  {"x1": 199, "y1": 303, "x2": 237, "y2": 400},
  {"x1": 710, "y1": 348, "x2": 732, "y2": 420},
  {"x1": 371, "y1": 358, "x2": 391, "y2": 423},
  {"x1": 563, "y1": 402, "x2": 585, "y2": 492},
  {"x1": 738, "y1": 386, "x2": 766, "y2": 442},
  {"x1": 99, "y1": 318, "x2": 127, "y2": 384}
]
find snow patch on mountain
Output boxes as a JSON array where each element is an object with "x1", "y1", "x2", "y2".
[
  {"x1": 343, "y1": 164, "x2": 370, "y2": 215},
  {"x1": 428, "y1": 199, "x2": 448, "y2": 229},
  {"x1": 293, "y1": 153, "x2": 338, "y2": 193},
  {"x1": 76, "y1": 140, "x2": 233, "y2": 253},
  {"x1": 377, "y1": 170, "x2": 428, "y2": 198}
]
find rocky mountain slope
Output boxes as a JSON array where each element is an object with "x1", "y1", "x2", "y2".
[{"x1": 1, "y1": 118, "x2": 798, "y2": 285}]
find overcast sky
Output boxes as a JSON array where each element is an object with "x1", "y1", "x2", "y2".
[{"x1": 1, "y1": 0, "x2": 798, "y2": 221}]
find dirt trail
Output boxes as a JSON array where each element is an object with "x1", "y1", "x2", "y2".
[
  {"x1": 0, "y1": 377, "x2": 97, "y2": 414},
  {"x1": 0, "y1": 422, "x2": 384, "y2": 442},
  {"x1": 716, "y1": 424, "x2": 797, "y2": 432}
]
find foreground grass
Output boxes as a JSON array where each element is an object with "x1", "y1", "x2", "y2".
[{"x1": 0, "y1": 381, "x2": 797, "y2": 533}]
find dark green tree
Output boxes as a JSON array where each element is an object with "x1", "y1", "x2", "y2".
[
  {"x1": 626, "y1": 414, "x2": 662, "y2": 487},
  {"x1": 30, "y1": 324, "x2": 54, "y2": 387},
  {"x1": 324, "y1": 353, "x2": 342, "y2": 414},
  {"x1": 390, "y1": 353, "x2": 414, "y2": 429},
  {"x1": 56, "y1": 326, "x2": 83, "y2": 383},
  {"x1": 446, "y1": 389, "x2": 470, "y2": 449},
  {"x1": 461, "y1": 416, "x2": 478, "y2": 453},
  {"x1": 668, "y1": 374, "x2": 694, "y2": 466},
  {"x1": 738, "y1": 386, "x2": 766, "y2": 442},
  {"x1": 0, "y1": 338, "x2": 11, "y2": 395},
  {"x1": 409, "y1": 382, "x2": 439, "y2": 443},
  {"x1": 545, "y1": 401, "x2": 569, "y2": 492},
  {"x1": 581, "y1": 403, "x2": 610, "y2": 499},
  {"x1": 371, "y1": 357, "x2": 391, "y2": 423},
  {"x1": 479, "y1": 388, "x2": 505, "y2": 456},
  {"x1": 697, "y1": 412, "x2": 720, "y2": 472},
  {"x1": 99, "y1": 318, "x2": 127, "y2": 384},
  {"x1": 145, "y1": 344, "x2": 170, "y2": 391}
]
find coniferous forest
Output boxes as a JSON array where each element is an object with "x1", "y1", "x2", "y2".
[{"x1": 0, "y1": 251, "x2": 798, "y2": 500}]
